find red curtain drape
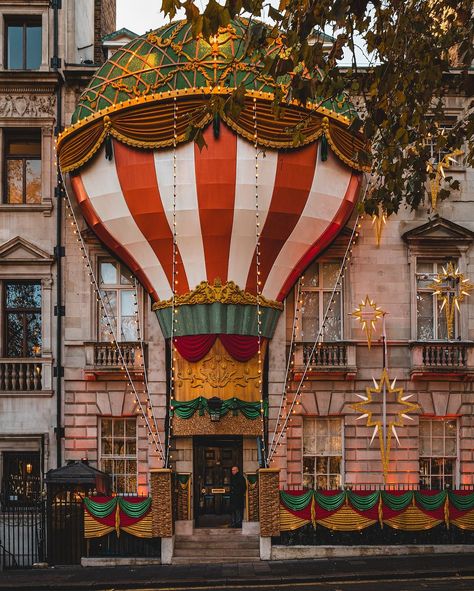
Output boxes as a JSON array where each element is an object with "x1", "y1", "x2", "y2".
[
  {"x1": 173, "y1": 334, "x2": 262, "y2": 362},
  {"x1": 173, "y1": 334, "x2": 217, "y2": 362}
]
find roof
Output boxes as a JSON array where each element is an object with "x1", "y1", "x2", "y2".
[
  {"x1": 102, "y1": 27, "x2": 139, "y2": 42},
  {"x1": 72, "y1": 17, "x2": 357, "y2": 124},
  {"x1": 45, "y1": 460, "x2": 110, "y2": 486}
]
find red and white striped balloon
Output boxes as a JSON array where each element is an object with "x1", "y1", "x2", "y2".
[{"x1": 71, "y1": 124, "x2": 360, "y2": 303}]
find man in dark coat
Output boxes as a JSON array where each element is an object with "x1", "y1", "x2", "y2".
[{"x1": 230, "y1": 465, "x2": 246, "y2": 527}]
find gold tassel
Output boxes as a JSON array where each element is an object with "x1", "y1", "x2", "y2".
[
  {"x1": 311, "y1": 494, "x2": 317, "y2": 529},
  {"x1": 115, "y1": 501, "x2": 121, "y2": 538},
  {"x1": 378, "y1": 493, "x2": 384, "y2": 529},
  {"x1": 444, "y1": 495, "x2": 450, "y2": 530}
]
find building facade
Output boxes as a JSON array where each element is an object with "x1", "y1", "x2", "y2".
[
  {"x1": 1, "y1": 5, "x2": 473, "y2": 542},
  {"x1": 0, "y1": 0, "x2": 115, "y2": 506}
]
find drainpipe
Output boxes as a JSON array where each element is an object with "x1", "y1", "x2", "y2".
[{"x1": 51, "y1": 0, "x2": 64, "y2": 469}]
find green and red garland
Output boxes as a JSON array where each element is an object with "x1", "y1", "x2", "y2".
[
  {"x1": 280, "y1": 489, "x2": 474, "y2": 532},
  {"x1": 84, "y1": 496, "x2": 152, "y2": 538}
]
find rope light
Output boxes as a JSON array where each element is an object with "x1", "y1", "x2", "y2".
[
  {"x1": 267, "y1": 177, "x2": 372, "y2": 464},
  {"x1": 61, "y1": 175, "x2": 165, "y2": 463}
]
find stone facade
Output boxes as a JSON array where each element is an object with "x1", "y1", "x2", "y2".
[{"x1": 0, "y1": 0, "x2": 116, "y2": 497}]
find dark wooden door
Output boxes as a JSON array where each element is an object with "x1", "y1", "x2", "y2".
[{"x1": 194, "y1": 436, "x2": 242, "y2": 526}]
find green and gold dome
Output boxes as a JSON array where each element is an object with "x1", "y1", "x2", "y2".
[{"x1": 58, "y1": 17, "x2": 369, "y2": 173}]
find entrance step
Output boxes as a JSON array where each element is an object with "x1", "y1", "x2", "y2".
[{"x1": 173, "y1": 530, "x2": 260, "y2": 564}]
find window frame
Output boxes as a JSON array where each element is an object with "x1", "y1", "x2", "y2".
[
  {"x1": 98, "y1": 417, "x2": 138, "y2": 495},
  {"x1": 419, "y1": 418, "x2": 459, "y2": 489},
  {"x1": 3, "y1": 130, "x2": 42, "y2": 205},
  {"x1": 302, "y1": 417, "x2": 344, "y2": 490},
  {"x1": 415, "y1": 259, "x2": 459, "y2": 341},
  {"x1": 298, "y1": 260, "x2": 344, "y2": 343},
  {"x1": 3, "y1": 280, "x2": 42, "y2": 358},
  {"x1": 4, "y1": 16, "x2": 42, "y2": 71},
  {"x1": 97, "y1": 258, "x2": 140, "y2": 343}
]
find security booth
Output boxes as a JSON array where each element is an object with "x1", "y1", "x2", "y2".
[{"x1": 45, "y1": 460, "x2": 110, "y2": 565}]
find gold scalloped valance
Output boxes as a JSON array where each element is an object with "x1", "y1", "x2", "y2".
[{"x1": 57, "y1": 88, "x2": 370, "y2": 173}]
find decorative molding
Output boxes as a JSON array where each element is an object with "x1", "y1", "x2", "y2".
[
  {"x1": 0, "y1": 236, "x2": 53, "y2": 264},
  {"x1": 402, "y1": 216, "x2": 474, "y2": 254},
  {"x1": 153, "y1": 279, "x2": 283, "y2": 311},
  {"x1": 0, "y1": 94, "x2": 56, "y2": 118}
]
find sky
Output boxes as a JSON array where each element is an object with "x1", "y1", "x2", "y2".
[{"x1": 116, "y1": 0, "x2": 369, "y2": 65}]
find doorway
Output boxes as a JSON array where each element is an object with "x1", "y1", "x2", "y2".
[{"x1": 193, "y1": 436, "x2": 242, "y2": 528}]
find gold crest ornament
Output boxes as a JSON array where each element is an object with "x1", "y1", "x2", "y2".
[
  {"x1": 351, "y1": 296, "x2": 384, "y2": 349},
  {"x1": 427, "y1": 149, "x2": 464, "y2": 210},
  {"x1": 371, "y1": 206, "x2": 386, "y2": 247},
  {"x1": 351, "y1": 369, "x2": 418, "y2": 481},
  {"x1": 428, "y1": 262, "x2": 474, "y2": 340}
]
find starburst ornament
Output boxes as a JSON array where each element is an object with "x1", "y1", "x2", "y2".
[
  {"x1": 351, "y1": 369, "x2": 418, "y2": 481},
  {"x1": 429, "y1": 262, "x2": 474, "y2": 340},
  {"x1": 351, "y1": 296, "x2": 384, "y2": 349},
  {"x1": 427, "y1": 149, "x2": 464, "y2": 210}
]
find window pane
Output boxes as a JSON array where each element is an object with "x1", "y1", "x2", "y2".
[
  {"x1": 304, "y1": 262, "x2": 319, "y2": 287},
  {"x1": 126, "y1": 440, "x2": 136, "y2": 454},
  {"x1": 7, "y1": 138, "x2": 41, "y2": 157},
  {"x1": 323, "y1": 291, "x2": 342, "y2": 341},
  {"x1": 101, "y1": 438, "x2": 112, "y2": 455},
  {"x1": 100, "y1": 262, "x2": 118, "y2": 285},
  {"x1": 114, "y1": 419, "x2": 125, "y2": 437},
  {"x1": 436, "y1": 299, "x2": 448, "y2": 340},
  {"x1": 99, "y1": 290, "x2": 117, "y2": 341},
  {"x1": 417, "y1": 292, "x2": 434, "y2": 340},
  {"x1": 26, "y1": 313, "x2": 41, "y2": 357},
  {"x1": 445, "y1": 437, "x2": 456, "y2": 456},
  {"x1": 26, "y1": 25, "x2": 41, "y2": 69},
  {"x1": 125, "y1": 419, "x2": 136, "y2": 437},
  {"x1": 6, "y1": 283, "x2": 41, "y2": 308},
  {"x1": 321, "y1": 263, "x2": 340, "y2": 289},
  {"x1": 6, "y1": 160, "x2": 23, "y2": 204},
  {"x1": 7, "y1": 25, "x2": 23, "y2": 69},
  {"x1": 419, "y1": 437, "x2": 430, "y2": 456},
  {"x1": 120, "y1": 266, "x2": 133, "y2": 285},
  {"x1": 25, "y1": 159, "x2": 41, "y2": 203},
  {"x1": 121, "y1": 291, "x2": 134, "y2": 316},
  {"x1": 301, "y1": 292, "x2": 318, "y2": 340},
  {"x1": 102, "y1": 419, "x2": 112, "y2": 436},
  {"x1": 6, "y1": 312, "x2": 23, "y2": 357}
]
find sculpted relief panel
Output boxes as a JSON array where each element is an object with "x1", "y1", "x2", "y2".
[{"x1": 0, "y1": 95, "x2": 56, "y2": 118}]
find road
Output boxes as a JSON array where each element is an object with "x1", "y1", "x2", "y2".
[{"x1": 127, "y1": 577, "x2": 474, "y2": 591}]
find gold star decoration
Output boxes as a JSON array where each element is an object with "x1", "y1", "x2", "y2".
[
  {"x1": 351, "y1": 295, "x2": 384, "y2": 349},
  {"x1": 427, "y1": 149, "x2": 464, "y2": 210},
  {"x1": 371, "y1": 206, "x2": 386, "y2": 247},
  {"x1": 429, "y1": 262, "x2": 474, "y2": 340},
  {"x1": 351, "y1": 368, "x2": 419, "y2": 481}
]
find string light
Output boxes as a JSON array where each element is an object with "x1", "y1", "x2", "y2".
[
  {"x1": 61, "y1": 176, "x2": 165, "y2": 463},
  {"x1": 166, "y1": 96, "x2": 179, "y2": 468},
  {"x1": 267, "y1": 178, "x2": 374, "y2": 464},
  {"x1": 254, "y1": 96, "x2": 267, "y2": 467}
]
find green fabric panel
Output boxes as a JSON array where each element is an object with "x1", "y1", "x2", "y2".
[
  {"x1": 247, "y1": 474, "x2": 258, "y2": 485},
  {"x1": 177, "y1": 474, "x2": 191, "y2": 485},
  {"x1": 381, "y1": 491, "x2": 413, "y2": 511},
  {"x1": 118, "y1": 497, "x2": 152, "y2": 517},
  {"x1": 448, "y1": 491, "x2": 474, "y2": 511},
  {"x1": 414, "y1": 491, "x2": 446, "y2": 510},
  {"x1": 348, "y1": 491, "x2": 380, "y2": 511},
  {"x1": 84, "y1": 497, "x2": 116, "y2": 517},
  {"x1": 314, "y1": 491, "x2": 346, "y2": 511},
  {"x1": 171, "y1": 397, "x2": 267, "y2": 420},
  {"x1": 155, "y1": 303, "x2": 281, "y2": 338},
  {"x1": 280, "y1": 489, "x2": 313, "y2": 511}
]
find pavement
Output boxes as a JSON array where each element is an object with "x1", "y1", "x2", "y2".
[{"x1": 0, "y1": 553, "x2": 474, "y2": 591}]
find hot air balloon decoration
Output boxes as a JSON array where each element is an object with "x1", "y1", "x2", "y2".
[{"x1": 57, "y1": 19, "x2": 367, "y2": 441}]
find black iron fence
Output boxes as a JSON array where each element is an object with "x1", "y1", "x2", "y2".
[
  {"x1": 282, "y1": 483, "x2": 474, "y2": 491},
  {"x1": 86, "y1": 531, "x2": 161, "y2": 559},
  {"x1": 0, "y1": 496, "x2": 45, "y2": 569}
]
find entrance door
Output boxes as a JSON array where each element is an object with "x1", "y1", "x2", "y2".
[{"x1": 194, "y1": 436, "x2": 242, "y2": 527}]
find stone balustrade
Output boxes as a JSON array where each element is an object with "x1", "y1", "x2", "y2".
[
  {"x1": 410, "y1": 341, "x2": 474, "y2": 380},
  {"x1": 0, "y1": 358, "x2": 52, "y2": 392}
]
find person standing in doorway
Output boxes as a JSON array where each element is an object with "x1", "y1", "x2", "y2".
[{"x1": 230, "y1": 465, "x2": 246, "y2": 527}]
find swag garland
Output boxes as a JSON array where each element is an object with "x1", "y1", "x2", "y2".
[
  {"x1": 280, "y1": 489, "x2": 474, "y2": 532},
  {"x1": 84, "y1": 496, "x2": 153, "y2": 539},
  {"x1": 170, "y1": 397, "x2": 268, "y2": 420}
]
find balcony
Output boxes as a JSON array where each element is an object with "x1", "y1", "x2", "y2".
[
  {"x1": 293, "y1": 341, "x2": 357, "y2": 380},
  {"x1": 0, "y1": 358, "x2": 52, "y2": 393},
  {"x1": 83, "y1": 342, "x2": 147, "y2": 381},
  {"x1": 410, "y1": 341, "x2": 474, "y2": 381}
]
